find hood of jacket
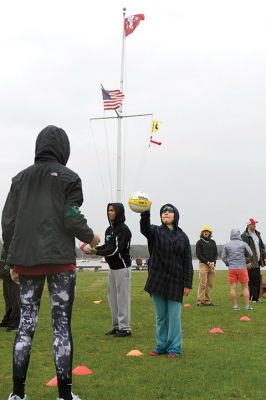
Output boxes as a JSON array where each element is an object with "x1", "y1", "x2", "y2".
[
  {"x1": 230, "y1": 229, "x2": 241, "y2": 240},
  {"x1": 160, "y1": 203, "x2": 179, "y2": 228},
  {"x1": 35, "y1": 125, "x2": 70, "y2": 166},
  {"x1": 107, "y1": 202, "x2": 126, "y2": 227}
]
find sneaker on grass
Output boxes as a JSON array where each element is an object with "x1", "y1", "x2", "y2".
[
  {"x1": 244, "y1": 305, "x2": 253, "y2": 310},
  {"x1": 8, "y1": 394, "x2": 28, "y2": 400},
  {"x1": 233, "y1": 305, "x2": 240, "y2": 311},
  {"x1": 115, "y1": 330, "x2": 131, "y2": 337},
  {"x1": 57, "y1": 394, "x2": 81, "y2": 400}
]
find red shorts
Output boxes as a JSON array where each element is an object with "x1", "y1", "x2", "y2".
[{"x1": 228, "y1": 269, "x2": 249, "y2": 284}]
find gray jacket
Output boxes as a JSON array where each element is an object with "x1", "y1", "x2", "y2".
[{"x1": 222, "y1": 229, "x2": 253, "y2": 270}]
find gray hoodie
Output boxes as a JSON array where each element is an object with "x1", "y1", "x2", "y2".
[{"x1": 222, "y1": 229, "x2": 253, "y2": 270}]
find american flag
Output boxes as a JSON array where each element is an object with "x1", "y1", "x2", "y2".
[{"x1": 101, "y1": 85, "x2": 124, "y2": 111}]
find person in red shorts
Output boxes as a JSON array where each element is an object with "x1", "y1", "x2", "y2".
[{"x1": 222, "y1": 229, "x2": 253, "y2": 311}]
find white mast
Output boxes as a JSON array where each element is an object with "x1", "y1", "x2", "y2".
[
  {"x1": 116, "y1": 7, "x2": 126, "y2": 202},
  {"x1": 90, "y1": 9, "x2": 152, "y2": 203}
]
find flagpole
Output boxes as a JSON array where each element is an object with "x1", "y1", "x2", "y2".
[{"x1": 116, "y1": 7, "x2": 126, "y2": 202}]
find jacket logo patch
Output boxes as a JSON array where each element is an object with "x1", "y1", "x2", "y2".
[{"x1": 50, "y1": 172, "x2": 58, "y2": 176}]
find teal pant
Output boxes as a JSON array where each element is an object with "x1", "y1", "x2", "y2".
[{"x1": 151, "y1": 294, "x2": 182, "y2": 355}]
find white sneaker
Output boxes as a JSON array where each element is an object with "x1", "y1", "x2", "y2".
[
  {"x1": 57, "y1": 394, "x2": 81, "y2": 400},
  {"x1": 8, "y1": 394, "x2": 28, "y2": 400}
]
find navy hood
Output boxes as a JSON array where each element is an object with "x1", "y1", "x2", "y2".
[
  {"x1": 160, "y1": 203, "x2": 179, "y2": 228},
  {"x1": 35, "y1": 125, "x2": 70, "y2": 166},
  {"x1": 107, "y1": 202, "x2": 126, "y2": 227}
]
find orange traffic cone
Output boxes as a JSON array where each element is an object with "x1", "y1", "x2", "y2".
[
  {"x1": 72, "y1": 365, "x2": 93, "y2": 375},
  {"x1": 127, "y1": 349, "x2": 143, "y2": 356},
  {"x1": 240, "y1": 316, "x2": 251, "y2": 321},
  {"x1": 184, "y1": 303, "x2": 192, "y2": 308},
  {"x1": 209, "y1": 327, "x2": 224, "y2": 333},
  {"x1": 46, "y1": 376, "x2": 58, "y2": 386}
]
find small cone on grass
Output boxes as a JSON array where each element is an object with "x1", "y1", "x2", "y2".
[
  {"x1": 93, "y1": 300, "x2": 102, "y2": 304},
  {"x1": 72, "y1": 365, "x2": 93, "y2": 375},
  {"x1": 46, "y1": 376, "x2": 58, "y2": 386},
  {"x1": 127, "y1": 349, "x2": 143, "y2": 356},
  {"x1": 240, "y1": 316, "x2": 251, "y2": 321},
  {"x1": 209, "y1": 327, "x2": 224, "y2": 333},
  {"x1": 184, "y1": 303, "x2": 192, "y2": 308}
]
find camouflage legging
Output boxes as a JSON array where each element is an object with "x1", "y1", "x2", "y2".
[{"x1": 13, "y1": 270, "x2": 76, "y2": 384}]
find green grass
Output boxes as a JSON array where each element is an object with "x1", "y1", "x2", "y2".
[{"x1": 1, "y1": 271, "x2": 266, "y2": 400}]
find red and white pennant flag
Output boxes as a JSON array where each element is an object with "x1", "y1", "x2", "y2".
[
  {"x1": 150, "y1": 136, "x2": 162, "y2": 146},
  {"x1": 125, "y1": 14, "x2": 145, "y2": 37}
]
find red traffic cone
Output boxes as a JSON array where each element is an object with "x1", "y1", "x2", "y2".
[
  {"x1": 46, "y1": 376, "x2": 58, "y2": 386},
  {"x1": 72, "y1": 365, "x2": 93, "y2": 375},
  {"x1": 240, "y1": 316, "x2": 251, "y2": 321},
  {"x1": 209, "y1": 327, "x2": 224, "y2": 333}
]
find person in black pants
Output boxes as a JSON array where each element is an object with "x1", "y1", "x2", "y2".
[
  {"x1": 2, "y1": 125, "x2": 100, "y2": 400},
  {"x1": 0, "y1": 250, "x2": 20, "y2": 331},
  {"x1": 241, "y1": 218, "x2": 266, "y2": 302}
]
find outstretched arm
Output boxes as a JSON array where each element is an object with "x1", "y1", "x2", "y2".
[
  {"x1": 140, "y1": 211, "x2": 154, "y2": 240},
  {"x1": 64, "y1": 177, "x2": 96, "y2": 244}
]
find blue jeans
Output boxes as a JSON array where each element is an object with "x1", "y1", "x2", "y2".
[{"x1": 151, "y1": 294, "x2": 182, "y2": 355}]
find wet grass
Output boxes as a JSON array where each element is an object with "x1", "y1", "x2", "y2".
[{"x1": 1, "y1": 271, "x2": 266, "y2": 400}]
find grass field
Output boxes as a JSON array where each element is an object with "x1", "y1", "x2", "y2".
[{"x1": 1, "y1": 270, "x2": 266, "y2": 400}]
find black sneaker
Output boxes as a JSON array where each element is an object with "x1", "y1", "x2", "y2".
[
  {"x1": 115, "y1": 330, "x2": 131, "y2": 337},
  {"x1": 105, "y1": 328, "x2": 117, "y2": 336},
  {"x1": 0, "y1": 321, "x2": 9, "y2": 328}
]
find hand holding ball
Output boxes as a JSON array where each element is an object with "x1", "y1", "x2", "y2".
[
  {"x1": 80, "y1": 242, "x2": 95, "y2": 255},
  {"x1": 128, "y1": 191, "x2": 152, "y2": 213}
]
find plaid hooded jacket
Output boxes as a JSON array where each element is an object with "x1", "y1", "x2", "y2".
[{"x1": 140, "y1": 204, "x2": 193, "y2": 302}]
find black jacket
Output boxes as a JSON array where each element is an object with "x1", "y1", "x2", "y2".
[
  {"x1": 1, "y1": 125, "x2": 94, "y2": 267},
  {"x1": 96, "y1": 203, "x2": 131, "y2": 269},
  {"x1": 241, "y1": 228, "x2": 266, "y2": 268},
  {"x1": 196, "y1": 236, "x2": 217, "y2": 264},
  {"x1": 140, "y1": 204, "x2": 193, "y2": 302}
]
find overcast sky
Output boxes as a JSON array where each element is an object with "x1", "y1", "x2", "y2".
[{"x1": 1, "y1": 0, "x2": 266, "y2": 245}]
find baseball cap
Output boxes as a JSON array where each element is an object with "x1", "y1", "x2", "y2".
[
  {"x1": 201, "y1": 225, "x2": 212, "y2": 233},
  {"x1": 246, "y1": 218, "x2": 258, "y2": 226}
]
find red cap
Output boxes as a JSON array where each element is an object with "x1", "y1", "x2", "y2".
[{"x1": 246, "y1": 218, "x2": 258, "y2": 226}]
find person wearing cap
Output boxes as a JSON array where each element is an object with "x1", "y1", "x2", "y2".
[
  {"x1": 140, "y1": 204, "x2": 193, "y2": 358},
  {"x1": 241, "y1": 218, "x2": 266, "y2": 302},
  {"x1": 222, "y1": 229, "x2": 253, "y2": 311},
  {"x1": 196, "y1": 226, "x2": 217, "y2": 306}
]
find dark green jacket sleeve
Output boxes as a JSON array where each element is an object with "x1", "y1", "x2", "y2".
[{"x1": 64, "y1": 178, "x2": 94, "y2": 243}]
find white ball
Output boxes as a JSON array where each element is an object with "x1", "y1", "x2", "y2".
[
  {"x1": 128, "y1": 191, "x2": 152, "y2": 213},
  {"x1": 80, "y1": 242, "x2": 93, "y2": 253}
]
